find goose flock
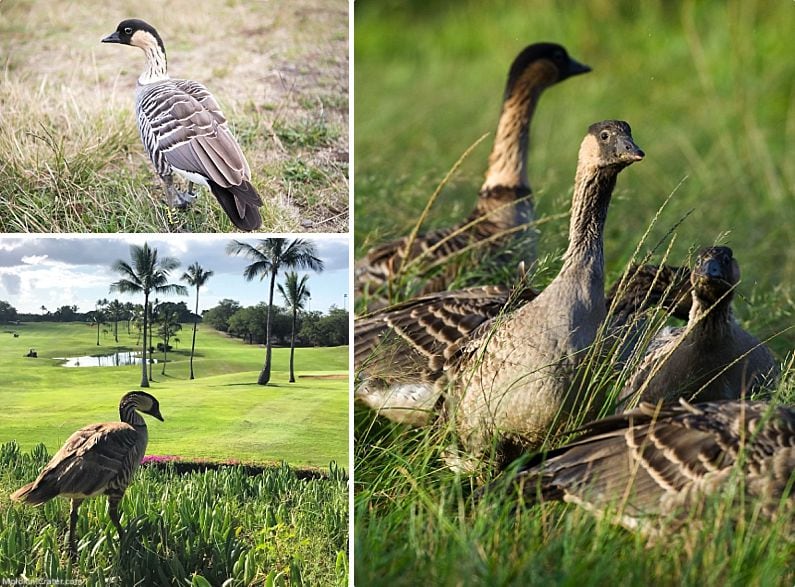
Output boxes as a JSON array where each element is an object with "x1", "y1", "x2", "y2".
[{"x1": 354, "y1": 43, "x2": 792, "y2": 531}]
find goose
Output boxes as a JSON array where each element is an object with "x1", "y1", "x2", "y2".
[
  {"x1": 10, "y1": 391, "x2": 163, "y2": 558},
  {"x1": 355, "y1": 262, "x2": 690, "y2": 427},
  {"x1": 491, "y1": 399, "x2": 795, "y2": 537},
  {"x1": 356, "y1": 120, "x2": 644, "y2": 468},
  {"x1": 102, "y1": 19, "x2": 263, "y2": 231},
  {"x1": 617, "y1": 246, "x2": 779, "y2": 411},
  {"x1": 355, "y1": 43, "x2": 591, "y2": 309}
]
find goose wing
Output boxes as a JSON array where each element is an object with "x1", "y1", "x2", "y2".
[
  {"x1": 33, "y1": 422, "x2": 141, "y2": 499},
  {"x1": 140, "y1": 80, "x2": 251, "y2": 187},
  {"x1": 507, "y1": 401, "x2": 794, "y2": 526}
]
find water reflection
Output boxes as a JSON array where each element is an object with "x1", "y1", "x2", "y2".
[{"x1": 56, "y1": 352, "x2": 159, "y2": 368}]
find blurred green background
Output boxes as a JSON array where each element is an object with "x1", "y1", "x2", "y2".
[{"x1": 355, "y1": 0, "x2": 794, "y2": 352}]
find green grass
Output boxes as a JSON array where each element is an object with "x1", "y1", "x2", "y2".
[
  {"x1": 0, "y1": 322, "x2": 348, "y2": 466},
  {"x1": 0, "y1": 0, "x2": 348, "y2": 233},
  {"x1": 0, "y1": 442, "x2": 348, "y2": 585},
  {"x1": 355, "y1": 1, "x2": 795, "y2": 584}
]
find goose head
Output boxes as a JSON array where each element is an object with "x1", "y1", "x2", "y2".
[
  {"x1": 579, "y1": 120, "x2": 645, "y2": 172},
  {"x1": 692, "y1": 246, "x2": 739, "y2": 304},
  {"x1": 122, "y1": 391, "x2": 164, "y2": 422}
]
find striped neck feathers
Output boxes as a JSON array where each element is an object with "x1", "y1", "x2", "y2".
[
  {"x1": 119, "y1": 397, "x2": 147, "y2": 427},
  {"x1": 131, "y1": 29, "x2": 169, "y2": 85},
  {"x1": 481, "y1": 60, "x2": 558, "y2": 192}
]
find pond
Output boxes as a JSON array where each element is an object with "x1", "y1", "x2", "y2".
[{"x1": 55, "y1": 352, "x2": 158, "y2": 368}]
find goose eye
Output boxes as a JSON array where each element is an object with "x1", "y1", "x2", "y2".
[
  {"x1": 124, "y1": 27, "x2": 133, "y2": 35},
  {"x1": 600, "y1": 131, "x2": 610, "y2": 141}
]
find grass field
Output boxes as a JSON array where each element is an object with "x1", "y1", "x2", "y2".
[
  {"x1": 0, "y1": 321, "x2": 348, "y2": 583},
  {"x1": 0, "y1": 321, "x2": 348, "y2": 466},
  {"x1": 354, "y1": 1, "x2": 795, "y2": 585},
  {"x1": 0, "y1": 0, "x2": 348, "y2": 233}
]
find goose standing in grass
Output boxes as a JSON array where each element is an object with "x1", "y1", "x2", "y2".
[
  {"x1": 102, "y1": 19, "x2": 263, "y2": 231},
  {"x1": 616, "y1": 246, "x2": 779, "y2": 411},
  {"x1": 10, "y1": 391, "x2": 163, "y2": 558},
  {"x1": 357, "y1": 120, "x2": 644, "y2": 468},
  {"x1": 491, "y1": 400, "x2": 795, "y2": 537},
  {"x1": 356, "y1": 262, "x2": 690, "y2": 427},
  {"x1": 355, "y1": 43, "x2": 591, "y2": 308}
]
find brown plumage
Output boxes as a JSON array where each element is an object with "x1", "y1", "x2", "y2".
[
  {"x1": 356, "y1": 121, "x2": 644, "y2": 468},
  {"x1": 355, "y1": 43, "x2": 590, "y2": 309},
  {"x1": 494, "y1": 400, "x2": 795, "y2": 537},
  {"x1": 102, "y1": 19, "x2": 263, "y2": 231},
  {"x1": 617, "y1": 247, "x2": 779, "y2": 411},
  {"x1": 10, "y1": 391, "x2": 163, "y2": 558}
]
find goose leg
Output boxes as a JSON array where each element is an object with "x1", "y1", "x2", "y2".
[
  {"x1": 68, "y1": 498, "x2": 83, "y2": 559},
  {"x1": 108, "y1": 495, "x2": 124, "y2": 543},
  {"x1": 162, "y1": 175, "x2": 197, "y2": 208}
]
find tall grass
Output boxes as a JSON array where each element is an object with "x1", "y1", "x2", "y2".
[{"x1": 0, "y1": 442, "x2": 348, "y2": 585}]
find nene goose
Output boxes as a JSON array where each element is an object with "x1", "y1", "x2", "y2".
[
  {"x1": 102, "y1": 19, "x2": 262, "y2": 231},
  {"x1": 617, "y1": 246, "x2": 779, "y2": 411},
  {"x1": 492, "y1": 400, "x2": 795, "y2": 537},
  {"x1": 356, "y1": 262, "x2": 690, "y2": 427},
  {"x1": 10, "y1": 391, "x2": 163, "y2": 558},
  {"x1": 356, "y1": 120, "x2": 644, "y2": 468},
  {"x1": 355, "y1": 43, "x2": 590, "y2": 309}
]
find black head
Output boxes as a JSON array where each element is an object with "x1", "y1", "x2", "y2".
[
  {"x1": 581, "y1": 120, "x2": 645, "y2": 170},
  {"x1": 122, "y1": 390, "x2": 164, "y2": 422},
  {"x1": 692, "y1": 246, "x2": 739, "y2": 303},
  {"x1": 506, "y1": 42, "x2": 591, "y2": 92},
  {"x1": 102, "y1": 19, "x2": 165, "y2": 56}
]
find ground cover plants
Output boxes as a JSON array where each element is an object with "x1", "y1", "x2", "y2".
[
  {"x1": 0, "y1": 321, "x2": 349, "y2": 583},
  {"x1": 0, "y1": 0, "x2": 348, "y2": 232},
  {"x1": 354, "y1": 1, "x2": 795, "y2": 584}
]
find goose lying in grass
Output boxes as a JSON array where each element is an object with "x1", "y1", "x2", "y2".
[
  {"x1": 356, "y1": 43, "x2": 590, "y2": 309},
  {"x1": 617, "y1": 246, "x2": 779, "y2": 411},
  {"x1": 355, "y1": 263, "x2": 689, "y2": 427},
  {"x1": 357, "y1": 120, "x2": 644, "y2": 468},
  {"x1": 488, "y1": 399, "x2": 794, "y2": 537}
]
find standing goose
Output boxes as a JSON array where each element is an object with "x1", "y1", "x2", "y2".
[
  {"x1": 356, "y1": 262, "x2": 690, "y2": 427},
  {"x1": 491, "y1": 400, "x2": 795, "y2": 537},
  {"x1": 10, "y1": 391, "x2": 163, "y2": 558},
  {"x1": 617, "y1": 246, "x2": 779, "y2": 411},
  {"x1": 102, "y1": 19, "x2": 263, "y2": 231},
  {"x1": 355, "y1": 43, "x2": 591, "y2": 308},
  {"x1": 357, "y1": 121, "x2": 644, "y2": 468}
]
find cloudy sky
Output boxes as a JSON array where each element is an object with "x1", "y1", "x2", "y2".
[{"x1": 0, "y1": 236, "x2": 349, "y2": 314}]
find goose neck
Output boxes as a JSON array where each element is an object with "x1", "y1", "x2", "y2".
[
  {"x1": 119, "y1": 399, "x2": 146, "y2": 428},
  {"x1": 139, "y1": 45, "x2": 169, "y2": 85}
]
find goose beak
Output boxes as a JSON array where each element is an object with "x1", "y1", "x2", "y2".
[
  {"x1": 101, "y1": 31, "x2": 121, "y2": 44},
  {"x1": 619, "y1": 136, "x2": 645, "y2": 162},
  {"x1": 566, "y1": 58, "x2": 592, "y2": 77},
  {"x1": 152, "y1": 409, "x2": 164, "y2": 422}
]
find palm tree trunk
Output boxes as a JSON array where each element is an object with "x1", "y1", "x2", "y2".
[
  {"x1": 189, "y1": 285, "x2": 199, "y2": 380},
  {"x1": 96, "y1": 319, "x2": 100, "y2": 346},
  {"x1": 161, "y1": 332, "x2": 167, "y2": 375},
  {"x1": 141, "y1": 293, "x2": 149, "y2": 388},
  {"x1": 258, "y1": 268, "x2": 277, "y2": 385},
  {"x1": 114, "y1": 318, "x2": 119, "y2": 343},
  {"x1": 288, "y1": 308, "x2": 297, "y2": 383}
]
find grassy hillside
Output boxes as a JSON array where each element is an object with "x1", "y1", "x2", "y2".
[
  {"x1": 354, "y1": 2, "x2": 795, "y2": 585},
  {"x1": 0, "y1": 0, "x2": 348, "y2": 232},
  {"x1": 0, "y1": 322, "x2": 348, "y2": 466}
]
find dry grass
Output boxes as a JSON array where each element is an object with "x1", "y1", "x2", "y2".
[{"x1": 0, "y1": 0, "x2": 348, "y2": 233}]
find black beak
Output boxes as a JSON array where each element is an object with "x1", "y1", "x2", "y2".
[
  {"x1": 700, "y1": 259, "x2": 724, "y2": 280},
  {"x1": 153, "y1": 410, "x2": 164, "y2": 422},
  {"x1": 618, "y1": 136, "x2": 645, "y2": 162},
  {"x1": 565, "y1": 58, "x2": 592, "y2": 78},
  {"x1": 101, "y1": 31, "x2": 122, "y2": 44}
]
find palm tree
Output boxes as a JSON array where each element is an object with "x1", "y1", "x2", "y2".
[
  {"x1": 110, "y1": 243, "x2": 187, "y2": 387},
  {"x1": 94, "y1": 299, "x2": 108, "y2": 345},
  {"x1": 180, "y1": 262, "x2": 214, "y2": 380},
  {"x1": 106, "y1": 299, "x2": 125, "y2": 343},
  {"x1": 278, "y1": 272, "x2": 311, "y2": 383},
  {"x1": 226, "y1": 239, "x2": 324, "y2": 385}
]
